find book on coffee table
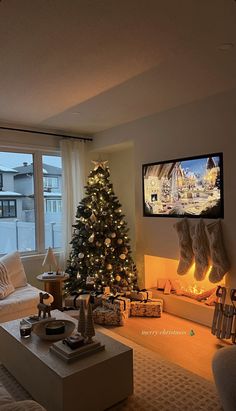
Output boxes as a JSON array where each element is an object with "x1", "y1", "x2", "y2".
[
  {"x1": 42, "y1": 272, "x2": 65, "y2": 279},
  {"x1": 50, "y1": 339, "x2": 105, "y2": 363}
]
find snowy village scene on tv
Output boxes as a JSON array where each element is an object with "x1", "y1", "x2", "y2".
[{"x1": 143, "y1": 155, "x2": 222, "y2": 217}]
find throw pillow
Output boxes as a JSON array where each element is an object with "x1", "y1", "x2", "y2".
[
  {"x1": 0, "y1": 262, "x2": 15, "y2": 299},
  {"x1": 0, "y1": 251, "x2": 27, "y2": 288}
]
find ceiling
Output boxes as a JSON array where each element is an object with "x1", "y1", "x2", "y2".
[{"x1": 0, "y1": 0, "x2": 236, "y2": 136}]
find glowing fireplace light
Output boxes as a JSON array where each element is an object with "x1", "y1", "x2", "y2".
[{"x1": 181, "y1": 283, "x2": 205, "y2": 295}]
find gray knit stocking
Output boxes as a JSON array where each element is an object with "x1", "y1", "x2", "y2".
[
  {"x1": 207, "y1": 220, "x2": 230, "y2": 283},
  {"x1": 190, "y1": 219, "x2": 210, "y2": 281},
  {"x1": 174, "y1": 218, "x2": 194, "y2": 275}
]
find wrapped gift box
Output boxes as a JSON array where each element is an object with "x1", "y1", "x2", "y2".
[
  {"x1": 64, "y1": 293, "x2": 90, "y2": 309},
  {"x1": 130, "y1": 299, "x2": 163, "y2": 317},
  {"x1": 130, "y1": 290, "x2": 152, "y2": 301},
  {"x1": 102, "y1": 296, "x2": 131, "y2": 314},
  {"x1": 93, "y1": 306, "x2": 127, "y2": 326}
]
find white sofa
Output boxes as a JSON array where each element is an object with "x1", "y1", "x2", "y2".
[
  {"x1": 0, "y1": 252, "x2": 43, "y2": 323},
  {"x1": 0, "y1": 381, "x2": 46, "y2": 410},
  {"x1": 0, "y1": 252, "x2": 47, "y2": 410}
]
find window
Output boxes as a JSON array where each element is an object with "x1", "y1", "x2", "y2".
[
  {"x1": 43, "y1": 155, "x2": 62, "y2": 250},
  {"x1": 0, "y1": 200, "x2": 16, "y2": 218},
  {"x1": 0, "y1": 152, "x2": 35, "y2": 254},
  {"x1": 0, "y1": 150, "x2": 62, "y2": 255},
  {"x1": 45, "y1": 199, "x2": 62, "y2": 213},
  {"x1": 43, "y1": 176, "x2": 59, "y2": 190}
]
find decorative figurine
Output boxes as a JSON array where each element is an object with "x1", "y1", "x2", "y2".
[
  {"x1": 85, "y1": 303, "x2": 95, "y2": 343},
  {"x1": 37, "y1": 292, "x2": 53, "y2": 318},
  {"x1": 77, "y1": 300, "x2": 86, "y2": 337},
  {"x1": 42, "y1": 247, "x2": 58, "y2": 274}
]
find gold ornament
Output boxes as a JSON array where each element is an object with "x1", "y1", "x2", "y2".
[
  {"x1": 104, "y1": 238, "x2": 111, "y2": 246},
  {"x1": 90, "y1": 213, "x2": 97, "y2": 223},
  {"x1": 88, "y1": 233, "x2": 95, "y2": 243},
  {"x1": 117, "y1": 238, "x2": 123, "y2": 244},
  {"x1": 116, "y1": 275, "x2": 121, "y2": 282},
  {"x1": 111, "y1": 233, "x2": 116, "y2": 238},
  {"x1": 107, "y1": 264, "x2": 113, "y2": 270},
  {"x1": 119, "y1": 254, "x2": 126, "y2": 260}
]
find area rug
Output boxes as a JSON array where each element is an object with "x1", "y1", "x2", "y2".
[
  {"x1": 0, "y1": 329, "x2": 223, "y2": 411},
  {"x1": 98, "y1": 327, "x2": 223, "y2": 411}
]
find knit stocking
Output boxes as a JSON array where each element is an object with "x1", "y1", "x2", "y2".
[
  {"x1": 174, "y1": 218, "x2": 194, "y2": 275},
  {"x1": 207, "y1": 220, "x2": 230, "y2": 283},
  {"x1": 190, "y1": 219, "x2": 210, "y2": 281}
]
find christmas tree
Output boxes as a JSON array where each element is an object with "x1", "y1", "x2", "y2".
[{"x1": 65, "y1": 161, "x2": 138, "y2": 294}]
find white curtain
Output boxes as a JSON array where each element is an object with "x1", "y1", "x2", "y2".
[{"x1": 60, "y1": 139, "x2": 87, "y2": 265}]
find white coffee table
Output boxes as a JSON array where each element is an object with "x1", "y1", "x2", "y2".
[{"x1": 0, "y1": 310, "x2": 133, "y2": 411}]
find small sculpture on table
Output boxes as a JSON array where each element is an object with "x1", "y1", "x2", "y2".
[
  {"x1": 42, "y1": 247, "x2": 58, "y2": 275},
  {"x1": 77, "y1": 300, "x2": 86, "y2": 338},
  {"x1": 85, "y1": 303, "x2": 95, "y2": 343},
  {"x1": 37, "y1": 292, "x2": 53, "y2": 318}
]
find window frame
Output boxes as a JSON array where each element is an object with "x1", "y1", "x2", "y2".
[
  {"x1": 0, "y1": 173, "x2": 2, "y2": 191},
  {"x1": 0, "y1": 199, "x2": 17, "y2": 218},
  {"x1": 0, "y1": 147, "x2": 61, "y2": 256}
]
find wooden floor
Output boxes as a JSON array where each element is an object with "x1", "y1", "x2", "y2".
[{"x1": 107, "y1": 312, "x2": 231, "y2": 381}]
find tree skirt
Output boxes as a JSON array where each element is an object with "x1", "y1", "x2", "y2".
[{"x1": 0, "y1": 331, "x2": 222, "y2": 411}]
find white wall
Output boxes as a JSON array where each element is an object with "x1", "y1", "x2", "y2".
[{"x1": 92, "y1": 88, "x2": 236, "y2": 288}]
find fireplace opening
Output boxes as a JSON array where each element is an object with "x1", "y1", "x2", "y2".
[{"x1": 144, "y1": 255, "x2": 225, "y2": 327}]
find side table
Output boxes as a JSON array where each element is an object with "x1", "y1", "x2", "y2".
[{"x1": 36, "y1": 273, "x2": 69, "y2": 310}]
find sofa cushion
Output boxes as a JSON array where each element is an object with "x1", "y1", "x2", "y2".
[
  {"x1": 0, "y1": 383, "x2": 14, "y2": 406},
  {"x1": 0, "y1": 262, "x2": 15, "y2": 300},
  {"x1": 0, "y1": 252, "x2": 27, "y2": 288},
  {"x1": 0, "y1": 400, "x2": 47, "y2": 410},
  {"x1": 0, "y1": 284, "x2": 42, "y2": 322}
]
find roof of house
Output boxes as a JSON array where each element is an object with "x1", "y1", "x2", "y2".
[
  {"x1": 14, "y1": 163, "x2": 62, "y2": 176},
  {"x1": 28, "y1": 192, "x2": 62, "y2": 198},
  {"x1": 0, "y1": 191, "x2": 22, "y2": 197},
  {"x1": 0, "y1": 165, "x2": 18, "y2": 173}
]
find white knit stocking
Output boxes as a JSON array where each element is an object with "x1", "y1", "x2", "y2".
[
  {"x1": 190, "y1": 219, "x2": 210, "y2": 281},
  {"x1": 174, "y1": 218, "x2": 194, "y2": 275},
  {"x1": 207, "y1": 220, "x2": 230, "y2": 283}
]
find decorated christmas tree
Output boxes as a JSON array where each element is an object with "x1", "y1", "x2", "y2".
[{"x1": 65, "y1": 161, "x2": 138, "y2": 294}]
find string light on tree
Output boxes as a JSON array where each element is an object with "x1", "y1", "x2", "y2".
[{"x1": 65, "y1": 160, "x2": 138, "y2": 294}]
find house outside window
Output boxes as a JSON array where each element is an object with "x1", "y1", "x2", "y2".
[{"x1": 0, "y1": 151, "x2": 62, "y2": 255}]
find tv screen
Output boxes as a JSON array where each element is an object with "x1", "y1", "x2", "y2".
[{"x1": 142, "y1": 153, "x2": 223, "y2": 218}]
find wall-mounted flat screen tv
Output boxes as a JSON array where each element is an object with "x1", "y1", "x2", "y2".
[{"x1": 142, "y1": 153, "x2": 223, "y2": 218}]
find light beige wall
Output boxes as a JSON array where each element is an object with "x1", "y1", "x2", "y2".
[
  {"x1": 108, "y1": 147, "x2": 135, "y2": 255},
  {"x1": 0, "y1": 129, "x2": 59, "y2": 151},
  {"x1": 92, "y1": 88, "x2": 236, "y2": 288}
]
